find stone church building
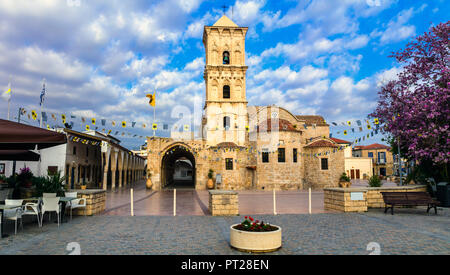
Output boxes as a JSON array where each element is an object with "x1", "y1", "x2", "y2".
[{"x1": 146, "y1": 15, "x2": 345, "y2": 190}]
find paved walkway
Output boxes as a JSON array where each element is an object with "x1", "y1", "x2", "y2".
[
  {"x1": 102, "y1": 181, "x2": 327, "y2": 216},
  {"x1": 1, "y1": 208, "x2": 449, "y2": 255}
]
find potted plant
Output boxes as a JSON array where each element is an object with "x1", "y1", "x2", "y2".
[
  {"x1": 339, "y1": 172, "x2": 351, "y2": 188},
  {"x1": 146, "y1": 170, "x2": 153, "y2": 189},
  {"x1": 368, "y1": 175, "x2": 383, "y2": 187},
  {"x1": 33, "y1": 171, "x2": 66, "y2": 197},
  {"x1": 0, "y1": 175, "x2": 6, "y2": 185},
  {"x1": 207, "y1": 169, "x2": 214, "y2": 189},
  {"x1": 230, "y1": 216, "x2": 282, "y2": 253},
  {"x1": 18, "y1": 167, "x2": 33, "y2": 188}
]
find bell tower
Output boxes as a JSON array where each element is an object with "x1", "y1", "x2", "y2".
[{"x1": 202, "y1": 15, "x2": 248, "y2": 146}]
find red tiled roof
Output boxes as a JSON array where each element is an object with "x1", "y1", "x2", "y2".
[
  {"x1": 295, "y1": 115, "x2": 328, "y2": 126},
  {"x1": 257, "y1": 119, "x2": 299, "y2": 132},
  {"x1": 304, "y1": 139, "x2": 338, "y2": 148},
  {"x1": 330, "y1": 137, "x2": 352, "y2": 144},
  {"x1": 354, "y1": 143, "x2": 391, "y2": 150},
  {"x1": 214, "y1": 142, "x2": 240, "y2": 148}
]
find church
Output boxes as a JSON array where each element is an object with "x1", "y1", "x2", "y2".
[{"x1": 146, "y1": 15, "x2": 345, "y2": 190}]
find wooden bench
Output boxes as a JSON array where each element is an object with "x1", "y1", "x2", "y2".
[{"x1": 381, "y1": 192, "x2": 440, "y2": 215}]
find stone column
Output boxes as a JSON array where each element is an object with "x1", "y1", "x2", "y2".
[{"x1": 102, "y1": 150, "x2": 110, "y2": 191}]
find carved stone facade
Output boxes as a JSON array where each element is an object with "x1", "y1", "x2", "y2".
[{"x1": 146, "y1": 15, "x2": 345, "y2": 191}]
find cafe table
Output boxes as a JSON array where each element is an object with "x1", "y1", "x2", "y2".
[
  {"x1": 24, "y1": 197, "x2": 77, "y2": 223},
  {"x1": 0, "y1": 204, "x2": 22, "y2": 238}
]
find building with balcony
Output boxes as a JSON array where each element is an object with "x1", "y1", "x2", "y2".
[{"x1": 353, "y1": 143, "x2": 393, "y2": 177}]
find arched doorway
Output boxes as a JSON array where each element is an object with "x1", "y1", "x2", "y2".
[{"x1": 161, "y1": 144, "x2": 196, "y2": 189}]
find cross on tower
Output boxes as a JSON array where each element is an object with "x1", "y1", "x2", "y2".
[{"x1": 221, "y1": 5, "x2": 227, "y2": 14}]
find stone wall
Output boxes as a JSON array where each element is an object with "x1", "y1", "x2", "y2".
[
  {"x1": 366, "y1": 185, "x2": 427, "y2": 208},
  {"x1": 304, "y1": 146, "x2": 345, "y2": 189},
  {"x1": 324, "y1": 185, "x2": 428, "y2": 212},
  {"x1": 255, "y1": 131, "x2": 303, "y2": 190},
  {"x1": 209, "y1": 190, "x2": 239, "y2": 216},
  {"x1": 71, "y1": 189, "x2": 106, "y2": 216},
  {"x1": 324, "y1": 188, "x2": 368, "y2": 212}
]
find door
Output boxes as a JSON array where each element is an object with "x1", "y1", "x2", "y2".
[
  {"x1": 356, "y1": 169, "x2": 360, "y2": 179},
  {"x1": 350, "y1": 169, "x2": 355, "y2": 179},
  {"x1": 380, "y1": 168, "x2": 386, "y2": 176}
]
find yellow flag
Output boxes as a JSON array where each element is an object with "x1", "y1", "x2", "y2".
[
  {"x1": 92, "y1": 118, "x2": 96, "y2": 125},
  {"x1": 47, "y1": 124, "x2": 50, "y2": 130},
  {"x1": 184, "y1": 125, "x2": 189, "y2": 131},
  {"x1": 347, "y1": 121, "x2": 351, "y2": 126},
  {"x1": 31, "y1": 110, "x2": 37, "y2": 120},
  {"x1": 146, "y1": 92, "x2": 155, "y2": 107},
  {"x1": 152, "y1": 123, "x2": 157, "y2": 130},
  {"x1": 122, "y1": 121, "x2": 126, "y2": 128},
  {"x1": 86, "y1": 125, "x2": 90, "y2": 131},
  {"x1": 343, "y1": 130, "x2": 347, "y2": 135},
  {"x1": 112, "y1": 121, "x2": 116, "y2": 126},
  {"x1": 61, "y1": 114, "x2": 66, "y2": 124},
  {"x1": 374, "y1": 118, "x2": 379, "y2": 125}
]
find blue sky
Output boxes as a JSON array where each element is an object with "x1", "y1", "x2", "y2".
[{"x1": 0, "y1": 0, "x2": 448, "y2": 150}]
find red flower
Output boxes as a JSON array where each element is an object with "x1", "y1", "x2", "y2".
[
  {"x1": 249, "y1": 217, "x2": 254, "y2": 221},
  {"x1": 245, "y1": 216, "x2": 248, "y2": 219}
]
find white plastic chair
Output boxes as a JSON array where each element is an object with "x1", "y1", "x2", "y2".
[
  {"x1": 65, "y1": 192, "x2": 87, "y2": 218},
  {"x1": 22, "y1": 202, "x2": 41, "y2": 227},
  {"x1": 4, "y1": 199, "x2": 24, "y2": 234},
  {"x1": 43, "y1": 193, "x2": 57, "y2": 198},
  {"x1": 41, "y1": 197, "x2": 61, "y2": 227}
]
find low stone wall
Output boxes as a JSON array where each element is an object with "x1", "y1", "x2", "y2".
[
  {"x1": 209, "y1": 190, "x2": 239, "y2": 216},
  {"x1": 366, "y1": 185, "x2": 427, "y2": 208},
  {"x1": 70, "y1": 189, "x2": 106, "y2": 216},
  {"x1": 324, "y1": 185, "x2": 427, "y2": 212},
  {"x1": 324, "y1": 188, "x2": 368, "y2": 212}
]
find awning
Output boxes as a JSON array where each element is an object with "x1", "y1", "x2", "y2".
[
  {"x1": 0, "y1": 119, "x2": 67, "y2": 150},
  {"x1": 0, "y1": 150, "x2": 40, "y2": 161}
]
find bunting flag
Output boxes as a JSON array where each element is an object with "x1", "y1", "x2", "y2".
[
  {"x1": 146, "y1": 92, "x2": 156, "y2": 107},
  {"x1": 47, "y1": 124, "x2": 51, "y2": 130},
  {"x1": 107, "y1": 130, "x2": 112, "y2": 135},
  {"x1": 86, "y1": 125, "x2": 90, "y2": 131},
  {"x1": 61, "y1": 114, "x2": 66, "y2": 124},
  {"x1": 31, "y1": 110, "x2": 37, "y2": 120},
  {"x1": 112, "y1": 121, "x2": 116, "y2": 126},
  {"x1": 41, "y1": 112, "x2": 48, "y2": 122},
  {"x1": 163, "y1": 124, "x2": 168, "y2": 130},
  {"x1": 347, "y1": 121, "x2": 351, "y2": 126},
  {"x1": 152, "y1": 123, "x2": 157, "y2": 130},
  {"x1": 374, "y1": 118, "x2": 379, "y2": 125},
  {"x1": 245, "y1": 125, "x2": 250, "y2": 132},
  {"x1": 122, "y1": 121, "x2": 126, "y2": 128},
  {"x1": 343, "y1": 130, "x2": 347, "y2": 135},
  {"x1": 132, "y1": 122, "x2": 136, "y2": 128},
  {"x1": 92, "y1": 118, "x2": 96, "y2": 125},
  {"x1": 184, "y1": 125, "x2": 190, "y2": 131},
  {"x1": 367, "y1": 124, "x2": 372, "y2": 130}
]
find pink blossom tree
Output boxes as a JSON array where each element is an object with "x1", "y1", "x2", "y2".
[{"x1": 371, "y1": 21, "x2": 449, "y2": 181}]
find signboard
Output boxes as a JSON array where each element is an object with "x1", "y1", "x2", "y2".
[
  {"x1": 215, "y1": 174, "x2": 222, "y2": 185},
  {"x1": 350, "y1": 192, "x2": 364, "y2": 201}
]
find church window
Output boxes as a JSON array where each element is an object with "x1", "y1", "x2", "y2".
[
  {"x1": 223, "y1": 51, "x2": 230, "y2": 64},
  {"x1": 262, "y1": 152, "x2": 269, "y2": 163},
  {"x1": 278, "y1": 148, "x2": 285, "y2": 163},
  {"x1": 293, "y1": 148, "x2": 298, "y2": 163},
  {"x1": 226, "y1": 158, "x2": 233, "y2": 170},
  {"x1": 223, "y1": 85, "x2": 230, "y2": 99},
  {"x1": 224, "y1": 116, "x2": 231, "y2": 130},
  {"x1": 321, "y1": 158, "x2": 328, "y2": 170}
]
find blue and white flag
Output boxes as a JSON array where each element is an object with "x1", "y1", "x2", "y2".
[{"x1": 39, "y1": 82, "x2": 46, "y2": 106}]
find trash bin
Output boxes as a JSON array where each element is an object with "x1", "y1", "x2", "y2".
[{"x1": 436, "y1": 182, "x2": 450, "y2": 207}]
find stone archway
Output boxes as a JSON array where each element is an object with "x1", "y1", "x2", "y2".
[{"x1": 161, "y1": 144, "x2": 196, "y2": 189}]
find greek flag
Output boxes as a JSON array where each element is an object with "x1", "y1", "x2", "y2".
[{"x1": 39, "y1": 82, "x2": 46, "y2": 106}]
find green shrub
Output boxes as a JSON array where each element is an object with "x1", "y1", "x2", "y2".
[
  {"x1": 33, "y1": 170, "x2": 66, "y2": 197},
  {"x1": 339, "y1": 172, "x2": 350, "y2": 182},
  {"x1": 368, "y1": 175, "x2": 383, "y2": 187}
]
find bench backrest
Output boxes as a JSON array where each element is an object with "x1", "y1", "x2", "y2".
[{"x1": 381, "y1": 192, "x2": 432, "y2": 203}]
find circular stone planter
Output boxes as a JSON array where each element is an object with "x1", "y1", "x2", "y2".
[{"x1": 230, "y1": 224, "x2": 282, "y2": 253}]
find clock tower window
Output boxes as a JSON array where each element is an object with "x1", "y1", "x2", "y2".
[{"x1": 223, "y1": 51, "x2": 230, "y2": 64}]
